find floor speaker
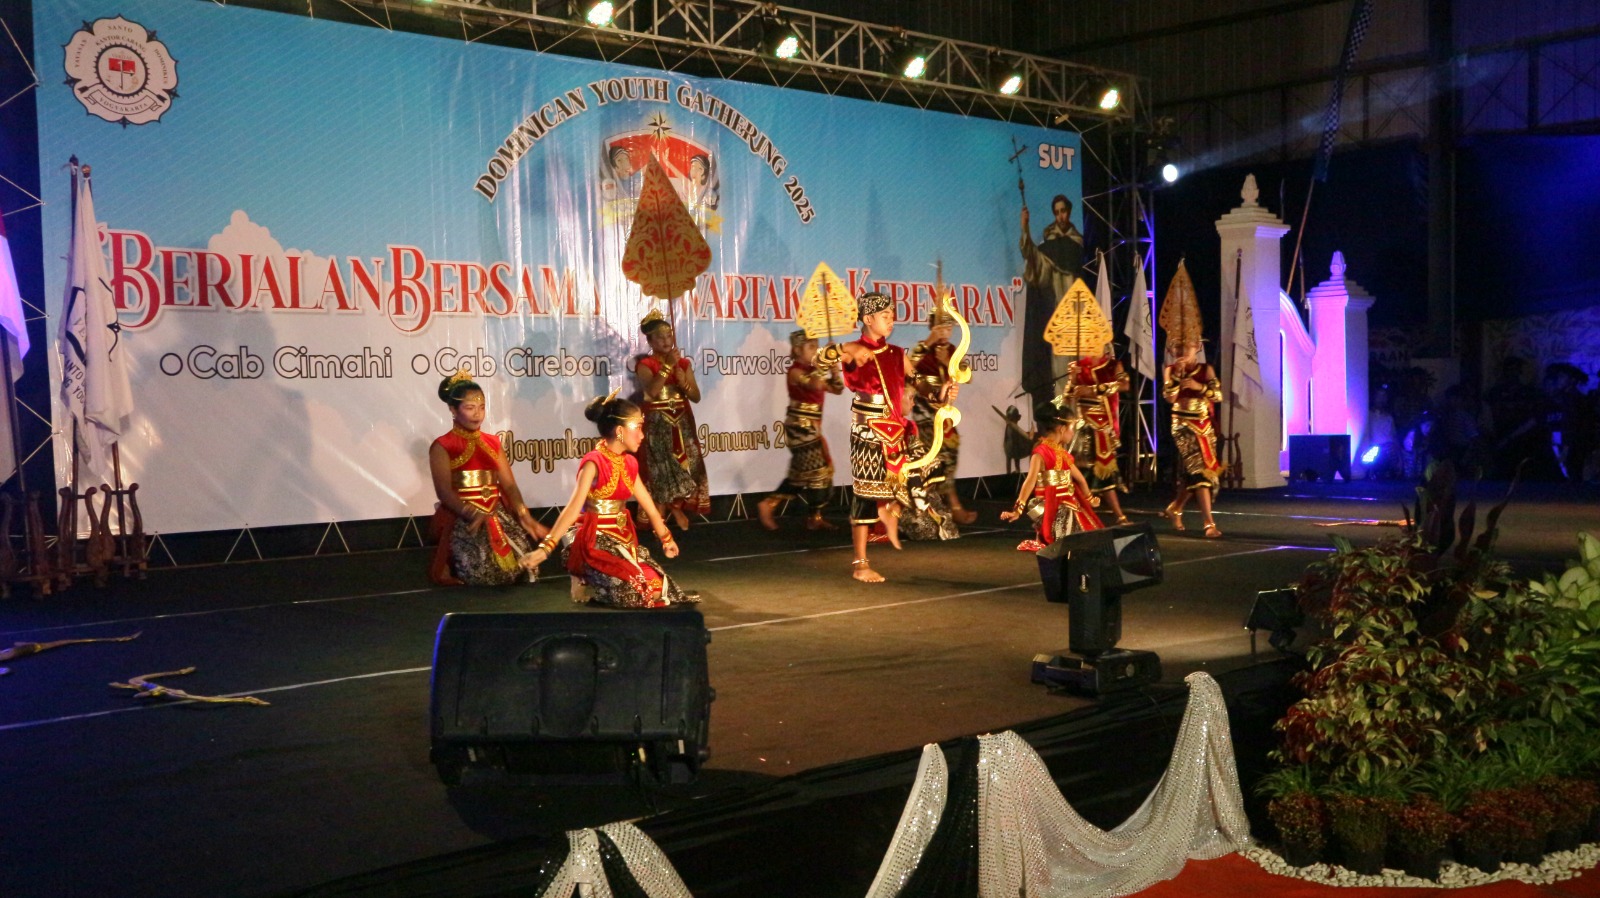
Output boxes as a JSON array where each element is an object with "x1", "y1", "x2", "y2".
[
  {"x1": 1288, "y1": 434, "x2": 1351, "y2": 482},
  {"x1": 1245, "y1": 588, "x2": 1305, "y2": 655},
  {"x1": 429, "y1": 609, "x2": 712, "y2": 786}
]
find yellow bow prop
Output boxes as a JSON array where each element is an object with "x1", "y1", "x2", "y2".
[{"x1": 902, "y1": 291, "x2": 971, "y2": 473}]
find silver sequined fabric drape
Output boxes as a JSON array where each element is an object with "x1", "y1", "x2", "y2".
[
  {"x1": 540, "y1": 823, "x2": 695, "y2": 898},
  {"x1": 870, "y1": 671, "x2": 1251, "y2": 898},
  {"x1": 864, "y1": 740, "x2": 950, "y2": 898}
]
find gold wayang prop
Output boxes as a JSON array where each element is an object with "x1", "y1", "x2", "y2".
[
  {"x1": 902, "y1": 286, "x2": 971, "y2": 473},
  {"x1": 110, "y1": 668, "x2": 271, "y2": 706},
  {"x1": 796, "y1": 262, "x2": 857, "y2": 340},
  {"x1": 1043, "y1": 278, "x2": 1112, "y2": 357},
  {"x1": 621, "y1": 156, "x2": 712, "y2": 302},
  {"x1": 0, "y1": 632, "x2": 141, "y2": 675},
  {"x1": 1158, "y1": 259, "x2": 1204, "y2": 350}
]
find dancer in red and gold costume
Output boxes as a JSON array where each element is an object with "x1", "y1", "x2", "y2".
[
  {"x1": 1065, "y1": 348, "x2": 1131, "y2": 525},
  {"x1": 757, "y1": 330, "x2": 844, "y2": 531},
  {"x1": 816, "y1": 291, "x2": 957, "y2": 582},
  {"x1": 635, "y1": 310, "x2": 710, "y2": 530},
  {"x1": 1001, "y1": 401, "x2": 1102, "y2": 551},
  {"x1": 428, "y1": 372, "x2": 548, "y2": 585},
  {"x1": 1162, "y1": 339, "x2": 1225, "y2": 537},
  {"x1": 519, "y1": 393, "x2": 697, "y2": 607}
]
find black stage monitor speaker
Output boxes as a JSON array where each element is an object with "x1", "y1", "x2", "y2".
[
  {"x1": 429, "y1": 609, "x2": 712, "y2": 786},
  {"x1": 1289, "y1": 434, "x2": 1351, "y2": 483},
  {"x1": 1036, "y1": 523, "x2": 1163, "y2": 655},
  {"x1": 1245, "y1": 587, "x2": 1305, "y2": 655}
]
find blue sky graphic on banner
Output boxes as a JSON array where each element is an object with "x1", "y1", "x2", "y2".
[{"x1": 34, "y1": 0, "x2": 1081, "y2": 532}]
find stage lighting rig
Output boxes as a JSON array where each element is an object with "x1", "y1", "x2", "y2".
[
  {"x1": 1097, "y1": 85, "x2": 1122, "y2": 110},
  {"x1": 892, "y1": 38, "x2": 930, "y2": 79},
  {"x1": 989, "y1": 56, "x2": 1024, "y2": 96},
  {"x1": 1031, "y1": 523, "x2": 1164, "y2": 695},
  {"x1": 760, "y1": 16, "x2": 802, "y2": 60},
  {"x1": 572, "y1": 0, "x2": 614, "y2": 27}
]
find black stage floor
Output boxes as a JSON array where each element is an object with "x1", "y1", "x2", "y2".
[{"x1": 1, "y1": 479, "x2": 1592, "y2": 898}]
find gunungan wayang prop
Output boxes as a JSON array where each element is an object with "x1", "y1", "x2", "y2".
[
  {"x1": 1044, "y1": 278, "x2": 1114, "y2": 357},
  {"x1": 110, "y1": 667, "x2": 271, "y2": 706},
  {"x1": 796, "y1": 261, "x2": 858, "y2": 340},
  {"x1": 0, "y1": 632, "x2": 140, "y2": 676},
  {"x1": 1158, "y1": 259, "x2": 1204, "y2": 351},
  {"x1": 621, "y1": 155, "x2": 712, "y2": 302}
]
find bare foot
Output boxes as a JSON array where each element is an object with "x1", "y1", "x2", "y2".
[
  {"x1": 851, "y1": 561, "x2": 885, "y2": 583},
  {"x1": 883, "y1": 506, "x2": 903, "y2": 550},
  {"x1": 756, "y1": 497, "x2": 780, "y2": 531},
  {"x1": 804, "y1": 514, "x2": 836, "y2": 531},
  {"x1": 670, "y1": 506, "x2": 691, "y2": 530}
]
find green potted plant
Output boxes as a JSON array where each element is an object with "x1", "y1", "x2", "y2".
[
  {"x1": 1390, "y1": 795, "x2": 1454, "y2": 880},
  {"x1": 1502, "y1": 784, "x2": 1556, "y2": 865},
  {"x1": 1325, "y1": 794, "x2": 1395, "y2": 875}
]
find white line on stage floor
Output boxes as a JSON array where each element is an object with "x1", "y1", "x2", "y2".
[{"x1": 0, "y1": 544, "x2": 1323, "y2": 733}]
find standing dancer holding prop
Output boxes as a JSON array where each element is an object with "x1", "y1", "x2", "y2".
[
  {"x1": 1158, "y1": 260, "x2": 1225, "y2": 537},
  {"x1": 816, "y1": 289, "x2": 966, "y2": 582}
]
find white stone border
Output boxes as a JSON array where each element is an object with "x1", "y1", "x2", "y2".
[{"x1": 1243, "y1": 843, "x2": 1600, "y2": 889}]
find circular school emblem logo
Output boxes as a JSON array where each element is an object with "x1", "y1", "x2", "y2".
[{"x1": 63, "y1": 16, "x2": 178, "y2": 126}]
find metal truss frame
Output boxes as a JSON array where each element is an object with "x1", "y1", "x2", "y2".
[{"x1": 221, "y1": 0, "x2": 1138, "y2": 128}]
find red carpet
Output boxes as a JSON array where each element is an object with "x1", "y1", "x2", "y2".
[{"x1": 1138, "y1": 854, "x2": 1600, "y2": 898}]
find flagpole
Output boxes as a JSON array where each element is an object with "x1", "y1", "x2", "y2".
[{"x1": 68, "y1": 158, "x2": 82, "y2": 523}]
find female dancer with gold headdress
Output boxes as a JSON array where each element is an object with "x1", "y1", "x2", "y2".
[
  {"x1": 1066, "y1": 348, "x2": 1131, "y2": 525},
  {"x1": 428, "y1": 372, "x2": 548, "y2": 585},
  {"x1": 518, "y1": 392, "x2": 697, "y2": 608},
  {"x1": 1162, "y1": 339, "x2": 1225, "y2": 537},
  {"x1": 1000, "y1": 401, "x2": 1102, "y2": 550},
  {"x1": 635, "y1": 310, "x2": 710, "y2": 530}
]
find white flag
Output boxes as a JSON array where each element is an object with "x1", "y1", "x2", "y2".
[
  {"x1": 0, "y1": 210, "x2": 31, "y2": 483},
  {"x1": 1093, "y1": 250, "x2": 1113, "y2": 323},
  {"x1": 59, "y1": 171, "x2": 133, "y2": 486},
  {"x1": 1122, "y1": 256, "x2": 1156, "y2": 380},
  {"x1": 1228, "y1": 269, "x2": 1262, "y2": 409}
]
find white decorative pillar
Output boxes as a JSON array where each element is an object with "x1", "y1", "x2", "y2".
[
  {"x1": 1214, "y1": 175, "x2": 1289, "y2": 488},
  {"x1": 1306, "y1": 251, "x2": 1377, "y2": 455}
]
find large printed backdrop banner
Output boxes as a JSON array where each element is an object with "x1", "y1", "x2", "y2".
[{"x1": 33, "y1": 0, "x2": 1081, "y2": 533}]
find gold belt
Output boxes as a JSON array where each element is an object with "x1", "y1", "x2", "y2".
[
  {"x1": 1042, "y1": 469, "x2": 1073, "y2": 486},
  {"x1": 588, "y1": 499, "x2": 627, "y2": 516},
  {"x1": 789, "y1": 401, "x2": 822, "y2": 417},
  {"x1": 453, "y1": 468, "x2": 497, "y2": 489},
  {"x1": 1173, "y1": 398, "x2": 1209, "y2": 415}
]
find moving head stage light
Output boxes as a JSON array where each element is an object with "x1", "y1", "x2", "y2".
[{"x1": 1032, "y1": 523, "x2": 1164, "y2": 695}]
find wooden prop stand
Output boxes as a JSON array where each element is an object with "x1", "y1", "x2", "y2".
[
  {"x1": 53, "y1": 161, "x2": 148, "y2": 588},
  {"x1": 0, "y1": 320, "x2": 61, "y2": 597}
]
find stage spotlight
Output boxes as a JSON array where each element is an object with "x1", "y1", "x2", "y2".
[
  {"x1": 1032, "y1": 524, "x2": 1164, "y2": 695},
  {"x1": 760, "y1": 18, "x2": 802, "y2": 60},
  {"x1": 1097, "y1": 85, "x2": 1122, "y2": 110},
  {"x1": 989, "y1": 58, "x2": 1024, "y2": 96},
  {"x1": 1161, "y1": 162, "x2": 1181, "y2": 183},
  {"x1": 1361, "y1": 444, "x2": 1381, "y2": 465},
  {"x1": 893, "y1": 43, "x2": 929, "y2": 79},
  {"x1": 577, "y1": 0, "x2": 614, "y2": 27}
]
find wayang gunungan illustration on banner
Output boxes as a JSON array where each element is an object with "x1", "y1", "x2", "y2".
[{"x1": 33, "y1": 0, "x2": 1082, "y2": 533}]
